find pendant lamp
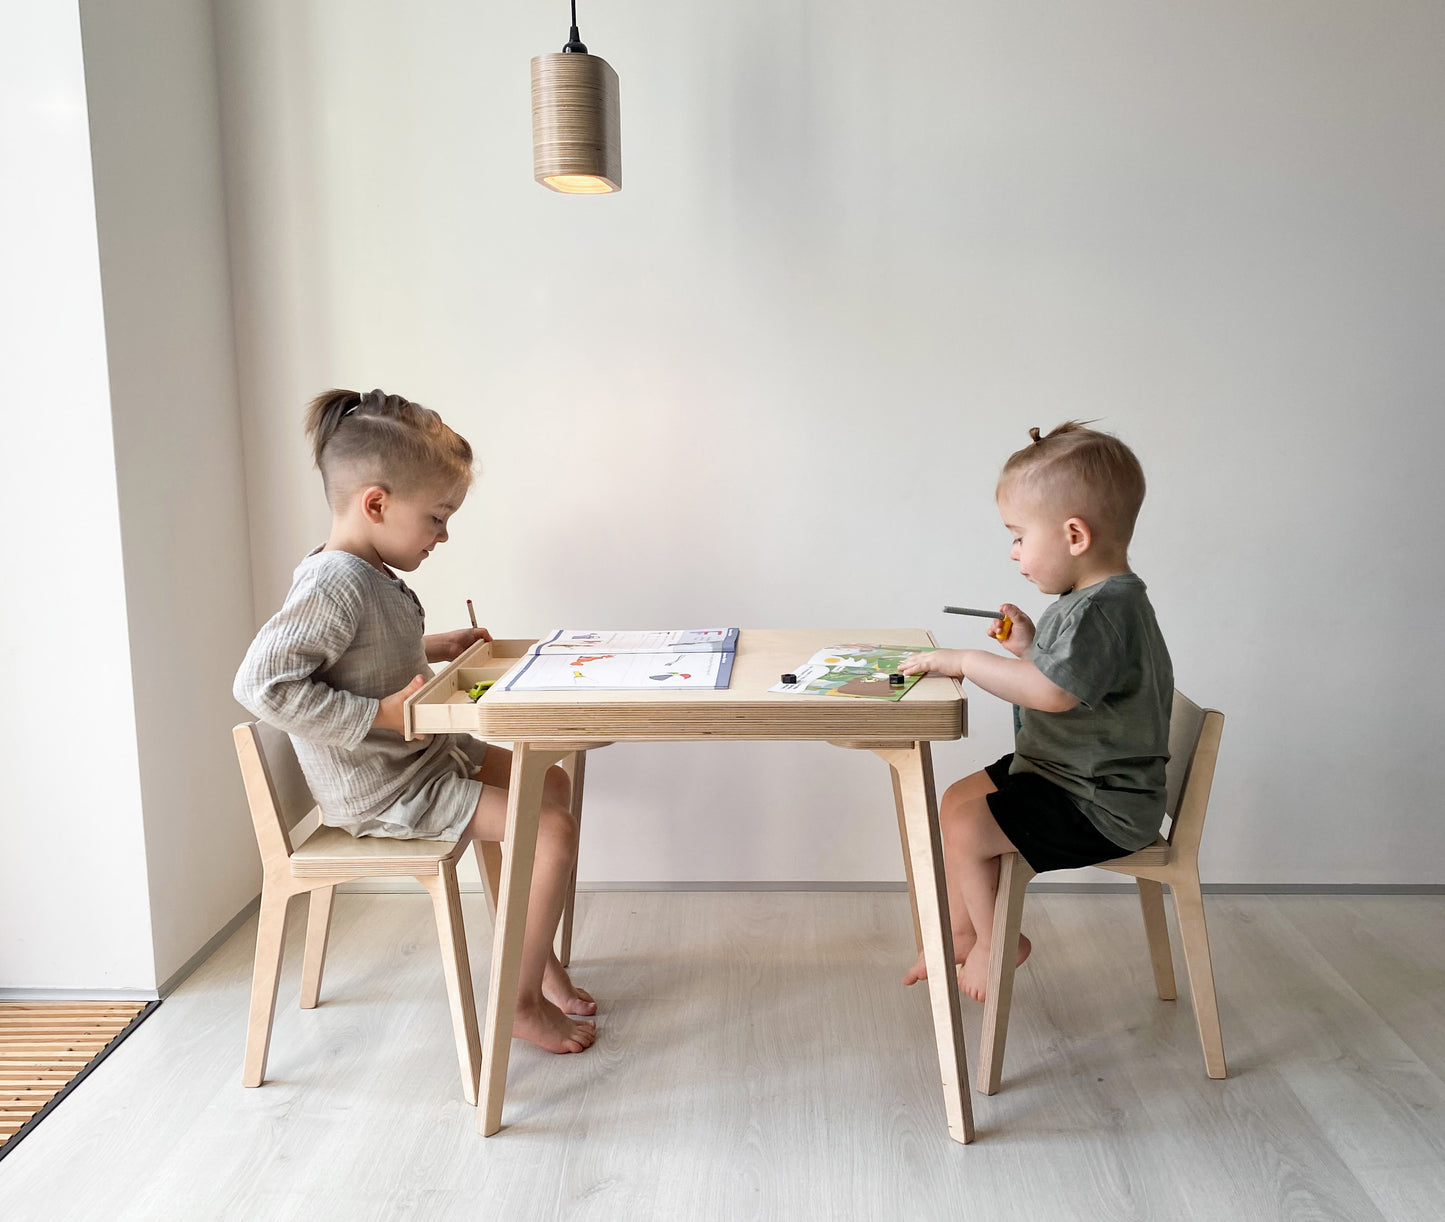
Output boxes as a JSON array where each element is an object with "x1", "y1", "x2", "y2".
[{"x1": 531, "y1": 0, "x2": 621, "y2": 194}]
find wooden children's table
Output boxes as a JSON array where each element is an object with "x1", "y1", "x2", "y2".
[{"x1": 406, "y1": 628, "x2": 974, "y2": 1144}]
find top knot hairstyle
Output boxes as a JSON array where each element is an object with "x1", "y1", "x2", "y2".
[
  {"x1": 304, "y1": 388, "x2": 474, "y2": 508},
  {"x1": 998, "y1": 420, "x2": 1147, "y2": 546}
]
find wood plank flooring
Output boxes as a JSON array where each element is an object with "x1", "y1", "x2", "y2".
[{"x1": 0, "y1": 892, "x2": 1441, "y2": 1221}]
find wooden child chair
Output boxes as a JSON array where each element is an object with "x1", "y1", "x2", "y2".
[
  {"x1": 976, "y1": 690, "x2": 1227, "y2": 1094},
  {"x1": 233, "y1": 722, "x2": 483, "y2": 1102}
]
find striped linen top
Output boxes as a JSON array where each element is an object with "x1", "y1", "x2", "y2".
[{"x1": 233, "y1": 548, "x2": 479, "y2": 830}]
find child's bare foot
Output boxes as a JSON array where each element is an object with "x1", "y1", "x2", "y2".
[
  {"x1": 902, "y1": 932, "x2": 978, "y2": 986},
  {"x1": 512, "y1": 995, "x2": 596, "y2": 1054},
  {"x1": 543, "y1": 953, "x2": 597, "y2": 1016},
  {"x1": 958, "y1": 934, "x2": 1032, "y2": 1003}
]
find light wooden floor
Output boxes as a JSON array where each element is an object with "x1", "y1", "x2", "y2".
[{"x1": 1, "y1": 891, "x2": 1443, "y2": 1221}]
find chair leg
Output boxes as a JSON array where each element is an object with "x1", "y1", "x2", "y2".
[
  {"x1": 475, "y1": 839, "x2": 503, "y2": 923},
  {"x1": 977, "y1": 852, "x2": 1034, "y2": 1096},
  {"x1": 300, "y1": 885, "x2": 335, "y2": 1009},
  {"x1": 1171, "y1": 872, "x2": 1227, "y2": 1079},
  {"x1": 243, "y1": 883, "x2": 293, "y2": 1087},
  {"x1": 555, "y1": 750, "x2": 586, "y2": 968},
  {"x1": 1136, "y1": 877, "x2": 1177, "y2": 1001},
  {"x1": 423, "y1": 863, "x2": 482, "y2": 1105}
]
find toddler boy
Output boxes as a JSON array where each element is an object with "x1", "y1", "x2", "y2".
[{"x1": 899, "y1": 422, "x2": 1172, "y2": 1001}]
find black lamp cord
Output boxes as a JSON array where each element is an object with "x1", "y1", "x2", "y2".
[{"x1": 563, "y1": 0, "x2": 587, "y2": 53}]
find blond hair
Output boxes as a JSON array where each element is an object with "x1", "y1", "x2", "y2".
[
  {"x1": 304, "y1": 388, "x2": 473, "y2": 508},
  {"x1": 997, "y1": 421, "x2": 1146, "y2": 545}
]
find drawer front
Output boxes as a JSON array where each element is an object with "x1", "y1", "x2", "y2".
[{"x1": 404, "y1": 637, "x2": 536, "y2": 739}]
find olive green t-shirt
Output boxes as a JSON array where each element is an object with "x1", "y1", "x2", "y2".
[{"x1": 1011, "y1": 573, "x2": 1173, "y2": 852}]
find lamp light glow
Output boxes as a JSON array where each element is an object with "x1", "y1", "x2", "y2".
[{"x1": 531, "y1": 3, "x2": 621, "y2": 194}]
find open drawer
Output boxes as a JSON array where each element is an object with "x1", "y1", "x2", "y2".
[{"x1": 403, "y1": 636, "x2": 537, "y2": 740}]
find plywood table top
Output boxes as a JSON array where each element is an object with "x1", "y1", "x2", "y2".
[{"x1": 409, "y1": 628, "x2": 966, "y2": 743}]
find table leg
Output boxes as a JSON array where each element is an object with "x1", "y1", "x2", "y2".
[
  {"x1": 873, "y1": 741, "x2": 975, "y2": 1144},
  {"x1": 477, "y1": 742, "x2": 567, "y2": 1136},
  {"x1": 891, "y1": 766, "x2": 924, "y2": 955}
]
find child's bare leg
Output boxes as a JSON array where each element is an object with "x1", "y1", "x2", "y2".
[
  {"x1": 544, "y1": 952, "x2": 596, "y2": 1015},
  {"x1": 535, "y1": 766, "x2": 596, "y2": 1016},
  {"x1": 476, "y1": 755, "x2": 595, "y2": 1015},
  {"x1": 466, "y1": 751, "x2": 595, "y2": 1053},
  {"x1": 949, "y1": 801, "x2": 1031, "y2": 1003},
  {"x1": 903, "y1": 770, "x2": 992, "y2": 986}
]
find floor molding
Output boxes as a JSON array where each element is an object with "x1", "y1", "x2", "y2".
[
  {"x1": 157, "y1": 896, "x2": 261, "y2": 998},
  {"x1": 337, "y1": 879, "x2": 1445, "y2": 896},
  {"x1": 10, "y1": 883, "x2": 1434, "y2": 1002},
  {"x1": 0, "y1": 987, "x2": 160, "y2": 1003},
  {"x1": 1, "y1": 899, "x2": 264, "y2": 1003}
]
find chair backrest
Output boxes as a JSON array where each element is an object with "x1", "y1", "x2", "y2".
[
  {"x1": 232, "y1": 722, "x2": 318, "y2": 867},
  {"x1": 1162, "y1": 690, "x2": 1225, "y2": 859}
]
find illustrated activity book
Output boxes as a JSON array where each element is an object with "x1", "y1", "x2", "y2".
[
  {"x1": 499, "y1": 629, "x2": 739, "y2": 692},
  {"x1": 529, "y1": 628, "x2": 738, "y2": 654},
  {"x1": 769, "y1": 644, "x2": 934, "y2": 701}
]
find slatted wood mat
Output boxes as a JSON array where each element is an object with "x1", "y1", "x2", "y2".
[{"x1": 1, "y1": 1003, "x2": 150, "y2": 1153}]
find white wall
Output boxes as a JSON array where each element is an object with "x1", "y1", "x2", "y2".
[
  {"x1": 215, "y1": 0, "x2": 1445, "y2": 886},
  {"x1": 79, "y1": 0, "x2": 260, "y2": 985},
  {"x1": 0, "y1": 1, "x2": 257, "y2": 994},
  {"x1": 0, "y1": 3, "x2": 156, "y2": 989}
]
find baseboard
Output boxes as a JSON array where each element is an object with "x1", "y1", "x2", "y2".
[
  {"x1": 156, "y1": 896, "x2": 262, "y2": 997},
  {"x1": 336, "y1": 879, "x2": 1445, "y2": 896},
  {"x1": 0, "y1": 897, "x2": 264, "y2": 1002},
  {"x1": 0, "y1": 987, "x2": 161, "y2": 1002},
  {"x1": 5, "y1": 880, "x2": 1437, "y2": 1001},
  {"x1": 1167, "y1": 882, "x2": 1445, "y2": 895}
]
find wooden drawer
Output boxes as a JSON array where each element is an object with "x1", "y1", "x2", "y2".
[{"x1": 404, "y1": 637, "x2": 538, "y2": 740}]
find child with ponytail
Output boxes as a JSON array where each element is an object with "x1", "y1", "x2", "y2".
[{"x1": 235, "y1": 388, "x2": 596, "y2": 1053}]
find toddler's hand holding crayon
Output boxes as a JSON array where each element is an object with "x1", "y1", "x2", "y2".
[
  {"x1": 425, "y1": 597, "x2": 493, "y2": 663},
  {"x1": 943, "y1": 604, "x2": 1029, "y2": 653},
  {"x1": 426, "y1": 626, "x2": 492, "y2": 663},
  {"x1": 991, "y1": 603, "x2": 1033, "y2": 657}
]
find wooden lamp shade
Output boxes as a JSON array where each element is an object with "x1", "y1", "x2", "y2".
[{"x1": 531, "y1": 52, "x2": 621, "y2": 194}]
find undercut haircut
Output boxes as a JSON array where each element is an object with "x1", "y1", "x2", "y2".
[
  {"x1": 997, "y1": 421, "x2": 1147, "y2": 546},
  {"x1": 304, "y1": 388, "x2": 473, "y2": 508}
]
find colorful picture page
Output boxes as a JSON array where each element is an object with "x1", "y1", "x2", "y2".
[
  {"x1": 501, "y1": 629, "x2": 739, "y2": 691},
  {"x1": 768, "y1": 644, "x2": 933, "y2": 701},
  {"x1": 528, "y1": 628, "x2": 738, "y2": 655}
]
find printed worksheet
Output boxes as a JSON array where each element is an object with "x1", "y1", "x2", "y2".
[
  {"x1": 501, "y1": 646, "x2": 736, "y2": 691},
  {"x1": 768, "y1": 644, "x2": 932, "y2": 701},
  {"x1": 529, "y1": 629, "x2": 739, "y2": 654}
]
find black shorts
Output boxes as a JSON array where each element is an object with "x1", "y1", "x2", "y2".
[{"x1": 984, "y1": 754, "x2": 1131, "y2": 874}]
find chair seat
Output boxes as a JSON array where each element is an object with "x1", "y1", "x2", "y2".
[
  {"x1": 289, "y1": 824, "x2": 463, "y2": 877},
  {"x1": 1096, "y1": 837, "x2": 1172, "y2": 871}
]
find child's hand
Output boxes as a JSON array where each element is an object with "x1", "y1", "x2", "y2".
[
  {"x1": 992, "y1": 604, "x2": 1033, "y2": 657},
  {"x1": 898, "y1": 649, "x2": 965, "y2": 679},
  {"x1": 375, "y1": 674, "x2": 429, "y2": 740},
  {"x1": 426, "y1": 626, "x2": 492, "y2": 663}
]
